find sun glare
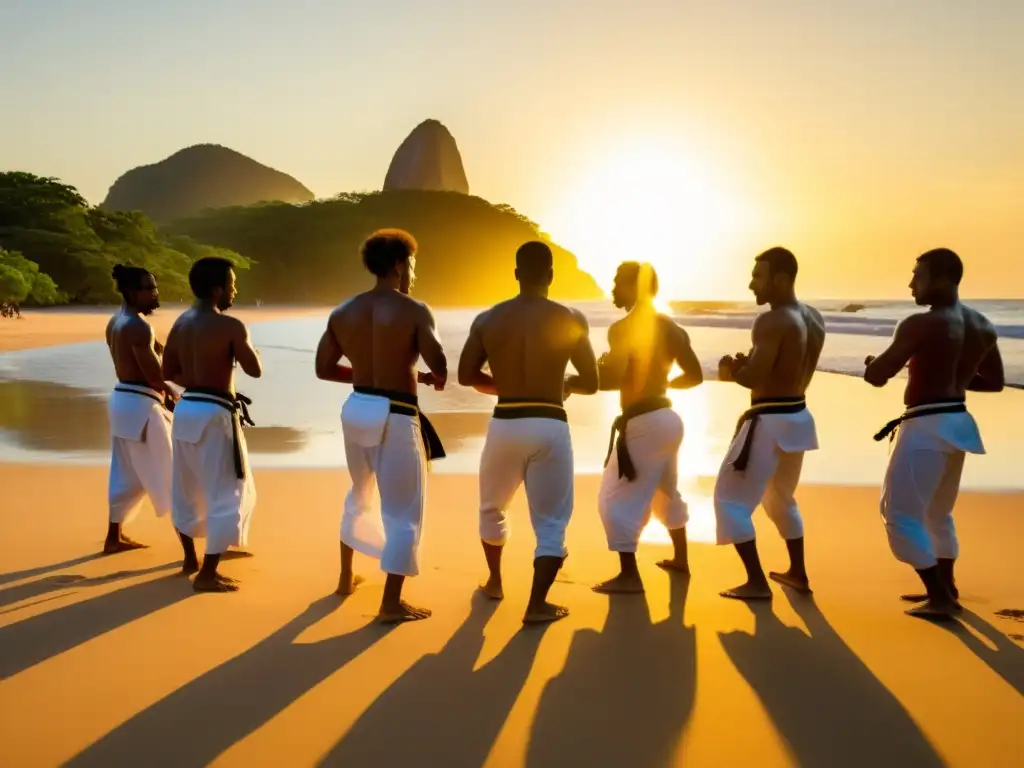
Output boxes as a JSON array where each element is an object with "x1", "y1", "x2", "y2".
[{"x1": 548, "y1": 140, "x2": 747, "y2": 301}]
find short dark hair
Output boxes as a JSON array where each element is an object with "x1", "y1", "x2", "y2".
[
  {"x1": 188, "y1": 257, "x2": 234, "y2": 299},
  {"x1": 917, "y1": 248, "x2": 963, "y2": 285},
  {"x1": 361, "y1": 229, "x2": 417, "y2": 278},
  {"x1": 617, "y1": 261, "x2": 659, "y2": 298},
  {"x1": 755, "y1": 247, "x2": 798, "y2": 280},
  {"x1": 515, "y1": 241, "x2": 553, "y2": 285},
  {"x1": 111, "y1": 264, "x2": 152, "y2": 300}
]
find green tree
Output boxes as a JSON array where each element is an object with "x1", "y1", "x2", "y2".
[
  {"x1": 0, "y1": 263, "x2": 29, "y2": 303},
  {"x1": 0, "y1": 249, "x2": 62, "y2": 304}
]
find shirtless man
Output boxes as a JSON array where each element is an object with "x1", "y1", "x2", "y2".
[
  {"x1": 459, "y1": 240, "x2": 599, "y2": 624},
  {"x1": 592, "y1": 262, "x2": 703, "y2": 594},
  {"x1": 865, "y1": 248, "x2": 1002, "y2": 620},
  {"x1": 104, "y1": 265, "x2": 178, "y2": 554},
  {"x1": 315, "y1": 229, "x2": 447, "y2": 623},
  {"x1": 715, "y1": 247, "x2": 826, "y2": 600},
  {"x1": 162, "y1": 257, "x2": 262, "y2": 592}
]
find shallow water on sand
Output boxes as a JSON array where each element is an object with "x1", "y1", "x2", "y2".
[{"x1": 1, "y1": 312, "x2": 1021, "y2": 543}]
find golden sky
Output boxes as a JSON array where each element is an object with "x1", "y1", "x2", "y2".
[{"x1": 2, "y1": 1, "x2": 1021, "y2": 299}]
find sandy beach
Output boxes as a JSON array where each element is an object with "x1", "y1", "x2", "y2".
[{"x1": 0, "y1": 310, "x2": 1022, "y2": 767}]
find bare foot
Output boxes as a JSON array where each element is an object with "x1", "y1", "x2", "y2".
[
  {"x1": 656, "y1": 559, "x2": 691, "y2": 576},
  {"x1": 335, "y1": 574, "x2": 365, "y2": 596},
  {"x1": 720, "y1": 582, "x2": 773, "y2": 601},
  {"x1": 592, "y1": 573, "x2": 645, "y2": 594},
  {"x1": 180, "y1": 559, "x2": 200, "y2": 576},
  {"x1": 378, "y1": 601, "x2": 432, "y2": 624},
  {"x1": 523, "y1": 603, "x2": 570, "y2": 624},
  {"x1": 103, "y1": 537, "x2": 148, "y2": 555},
  {"x1": 479, "y1": 578, "x2": 504, "y2": 600},
  {"x1": 906, "y1": 599, "x2": 958, "y2": 621},
  {"x1": 900, "y1": 590, "x2": 962, "y2": 612},
  {"x1": 769, "y1": 570, "x2": 812, "y2": 594},
  {"x1": 221, "y1": 550, "x2": 254, "y2": 561},
  {"x1": 193, "y1": 573, "x2": 239, "y2": 593}
]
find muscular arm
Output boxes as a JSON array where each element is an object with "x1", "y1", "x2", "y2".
[
  {"x1": 728, "y1": 314, "x2": 782, "y2": 390},
  {"x1": 667, "y1": 322, "x2": 704, "y2": 389},
  {"x1": 864, "y1": 315, "x2": 923, "y2": 387},
  {"x1": 595, "y1": 323, "x2": 628, "y2": 391},
  {"x1": 416, "y1": 304, "x2": 448, "y2": 387},
  {"x1": 314, "y1": 316, "x2": 353, "y2": 384},
  {"x1": 968, "y1": 338, "x2": 1005, "y2": 392},
  {"x1": 457, "y1": 314, "x2": 496, "y2": 394},
  {"x1": 126, "y1": 319, "x2": 167, "y2": 394},
  {"x1": 230, "y1": 318, "x2": 263, "y2": 379},
  {"x1": 565, "y1": 312, "x2": 599, "y2": 395},
  {"x1": 161, "y1": 322, "x2": 183, "y2": 385}
]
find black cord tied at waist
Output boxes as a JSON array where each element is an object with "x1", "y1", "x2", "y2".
[
  {"x1": 492, "y1": 397, "x2": 568, "y2": 423},
  {"x1": 873, "y1": 400, "x2": 967, "y2": 443},
  {"x1": 353, "y1": 386, "x2": 446, "y2": 461},
  {"x1": 603, "y1": 396, "x2": 673, "y2": 482},
  {"x1": 181, "y1": 388, "x2": 254, "y2": 479},
  {"x1": 730, "y1": 397, "x2": 807, "y2": 473},
  {"x1": 116, "y1": 380, "x2": 173, "y2": 412}
]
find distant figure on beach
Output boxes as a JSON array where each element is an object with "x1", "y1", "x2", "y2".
[
  {"x1": 162, "y1": 257, "x2": 262, "y2": 592},
  {"x1": 715, "y1": 247, "x2": 825, "y2": 600},
  {"x1": 103, "y1": 265, "x2": 176, "y2": 554},
  {"x1": 591, "y1": 262, "x2": 703, "y2": 595},
  {"x1": 315, "y1": 229, "x2": 448, "y2": 623},
  {"x1": 864, "y1": 248, "x2": 1003, "y2": 620},
  {"x1": 458, "y1": 240, "x2": 599, "y2": 624}
]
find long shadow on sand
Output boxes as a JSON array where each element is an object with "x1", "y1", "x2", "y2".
[
  {"x1": 0, "y1": 554, "x2": 105, "y2": 587},
  {"x1": 0, "y1": 570, "x2": 192, "y2": 681},
  {"x1": 940, "y1": 610, "x2": 1024, "y2": 696},
  {"x1": 0, "y1": 562, "x2": 178, "y2": 609},
  {"x1": 66, "y1": 596, "x2": 391, "y2": 768},
  {"x1": 719, "y1": 592, "x2": 945, "y2": 767},
  {"x1": 526, "y1": 575, "x2": 696, "y2": 767},
  {"x1": 320, "y1": 593, "x2": 545, "y2": 767}
]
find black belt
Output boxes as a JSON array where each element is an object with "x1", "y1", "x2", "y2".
[
  {"x1": 491, "y1": 398, "x2": 568, "y2": 423},
  {"x1": 353, "y1": 386, "x2": 446, "y2": 461},
  {"x1": 180, "y1": 388, "x2": 254, "y2": 479},
  {"x1": 873, "y1": 399, "x2": 967, "y2": 443},
  {"x1": 603, "y1": 396, "x2": 672, "y2": 482},
  {"x1": 730, "y1": 397, "x2": 807, "y2": 472},
  {"x1": 116, "y1": 381, "x2": 172, "y2": 411}
]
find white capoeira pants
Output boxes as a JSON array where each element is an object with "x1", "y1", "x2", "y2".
[
  {"x1": 714, "y1": 407, "x2": 818, "y2": 545},
  {"x1": 107, "y1": 384, "x2": 173, "y2": 524},
  {"x1": 879, "y1": 406, "x2": 984, "y2": 570},
  {"x1": 171, "y1": 393, "x2": 256, "y2": 554},
  {"x1": 599, "y1": 405, "x2": 688, "y2": 553},
  {"x1": 479, "y1": 412, "x2": 573, "y2": 560},
  {"x1": 341, "y1": 390, "x2": 427, "y2": 577}
]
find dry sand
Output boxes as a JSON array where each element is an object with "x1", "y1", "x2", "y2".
[
  {"x1": 0, "y1": 305, "x2": 326, "y2": 353},
  {"x1": 0, "y1": 465, "x2": 1021, "y2": 767}
]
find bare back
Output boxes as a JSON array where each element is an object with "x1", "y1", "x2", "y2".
[
  {"x1": 748, "y1": 303, "x2": 825, "y2": 400},
  {"x1": 473, "y1": 297, "x2": 589, "y2": 402},
  {"x1": 605, "y1": 311, "x2": 702, "y2": 408},
  {"x1": 106, "y1": 309, "x2": 161, "y2": 387},
  {"x1": 162, "y1": 307, "x2": 262, "y2": 393},
  {"x1": 328, "y1": 289, "x2": 443, "y2": 395}
]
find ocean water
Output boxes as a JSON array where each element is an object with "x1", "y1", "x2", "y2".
[{"x1": 0, "y1": 299, "x2": 1021, "y2": 499}]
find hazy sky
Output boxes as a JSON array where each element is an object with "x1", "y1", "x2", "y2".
[{"x1": 2, "y1": 0, "x2": 1022, "y2": 298}]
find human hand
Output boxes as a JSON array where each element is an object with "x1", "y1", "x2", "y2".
[
  {"x1": 418, "y1": 371, "x2": 446, "y2": 391},
  {"x1": 864, "y1": 355, "x2": 876, "y2": 367},
  {"x1": 718, "y1": 355, "x2": 735, "y2": 382}
]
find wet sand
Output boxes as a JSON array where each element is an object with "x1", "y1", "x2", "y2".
[
  {"x1": 0, "y1": 305, "x2": 325, "y2": 353},
  {"x1": 0, "y1": 465, "x2": 1021, "y2": 767}
]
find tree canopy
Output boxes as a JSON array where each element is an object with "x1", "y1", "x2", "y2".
[
  {"x1": 0, "y1": 172, "x2": 246, "y2": 304},
  {"x1": 0, "y1": 249, "x2": 61, "y2": 304},
  {"x1": 167, "y1": 190, "x2": 603, "y2": 305}
]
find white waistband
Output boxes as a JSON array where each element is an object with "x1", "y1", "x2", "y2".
[{"x1": 903, "y1": 400, "x2": 966, "y2": 416}]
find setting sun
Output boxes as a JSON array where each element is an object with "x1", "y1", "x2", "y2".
[{"x1": 547, "y1": 139, "x2": 752, "y2": 301}]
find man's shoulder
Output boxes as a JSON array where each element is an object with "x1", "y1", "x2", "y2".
[
  {"x1": 119, "y1": 313, "x2": 154, "y2": 339},
  {"x1": 960, "y1": 303, "x2": 996, "y2": 333}
]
